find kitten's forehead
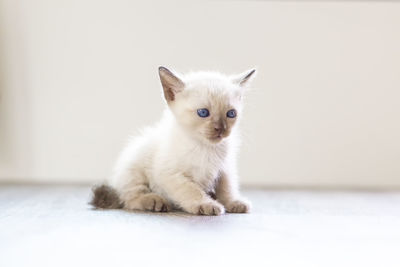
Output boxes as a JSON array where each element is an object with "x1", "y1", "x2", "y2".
[
  {"x1": 182, "y1": 71, "x2": 241, "y2": 106},
  {"x1": 184, "y1": 71, "x2": 235, "y2": 89}
]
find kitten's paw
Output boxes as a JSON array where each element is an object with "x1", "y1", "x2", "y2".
[
  {"x1": 224, "y1": 199, "x2": 251, "y2": 213},
  {"x1": 140, "y1": 193, "x2": 171, "y2": 212},
  {"x1": 125, "y1": 193, "x2": 171, "y2": 212},
  {"x1": 190, "y1": 201, "x2": 225, "y2": 216}
]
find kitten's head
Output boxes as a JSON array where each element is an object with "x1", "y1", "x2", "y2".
[{"x1": 158, "y1": 67, "x2": 256, "y2": 144}]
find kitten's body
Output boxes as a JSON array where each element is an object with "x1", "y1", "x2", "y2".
[{"x1": 91, "y1": 68, "x2": 256, "y2": 215}]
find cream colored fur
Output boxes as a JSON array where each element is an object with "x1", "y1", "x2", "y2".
[{"x1": 109, "y1": 67, "x2": 256, "y2": 215}]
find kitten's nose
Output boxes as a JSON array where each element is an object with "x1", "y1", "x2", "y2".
[{"x1": 213, "y1": 122, "x2": 226, "y2": 135}]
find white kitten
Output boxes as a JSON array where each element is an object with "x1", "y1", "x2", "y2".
[{"x1": 90, "y1": 67, "x2": 256, "y2": 215}]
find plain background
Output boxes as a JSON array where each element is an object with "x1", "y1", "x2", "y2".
[{"x1": 0, "y1": 0, "x2": 399, "y2": 188}]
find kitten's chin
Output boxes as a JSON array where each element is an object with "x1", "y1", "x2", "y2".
[
  {"x1": 189, "y1": 129, "x2": 228, "y2": 145},
  {"x1": 195, "y1": 134, "x2": 225, "y2": 145},
  {"x1": 206, "y1": 135, "x2": 227, "y2": 144}
]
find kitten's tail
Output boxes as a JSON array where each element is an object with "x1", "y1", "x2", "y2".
[{"x1": 89, "y1": 184, "x2": 123, "y2": 209}]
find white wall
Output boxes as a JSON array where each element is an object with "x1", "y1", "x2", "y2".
[{"x1": 1, "y1": 0, "x2": 399, "y2": 188}]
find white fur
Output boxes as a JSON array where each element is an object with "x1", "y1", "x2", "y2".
[{"x1": 109, "y1": 68, "x2": 255, "y2": 215}]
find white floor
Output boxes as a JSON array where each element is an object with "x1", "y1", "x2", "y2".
[{"x1": 1, "y1": 185, "x2": 399, "y2": 267}]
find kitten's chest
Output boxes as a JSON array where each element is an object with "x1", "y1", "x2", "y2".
[{"x1": 183, "y1": 144, "x2": 227, "y2": 189}]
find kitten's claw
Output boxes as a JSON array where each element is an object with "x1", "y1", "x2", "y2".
[
  {"x1": 224, "y1": 199, "x2": 251, "y2": 213},
  {"x1": 194, "y1": 201, "x2": 225, "y2": 216}
]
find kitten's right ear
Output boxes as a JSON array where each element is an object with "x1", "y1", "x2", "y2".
[{"x1": 158, "y1": 66, "x2": 185, "y2": 102}]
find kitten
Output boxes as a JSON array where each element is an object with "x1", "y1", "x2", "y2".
[{"x1": 90, "y1": 67, "x2": 256, "y2": 215}]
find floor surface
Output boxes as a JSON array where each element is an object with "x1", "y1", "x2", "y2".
[{"x1": 1, "y1": 185, "x2": 399, "y2": 267}]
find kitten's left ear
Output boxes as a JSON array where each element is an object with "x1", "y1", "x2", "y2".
[{"x1": 232, "y1": 68, "x2": 257, "y2": 87}]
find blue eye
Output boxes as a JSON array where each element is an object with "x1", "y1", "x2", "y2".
[
  {"x1": 197, "y1": 108, "x2": 210, "y2": 118},
  {"x1": 227, "y1": 109, "x2": 237, "y2": 118}
]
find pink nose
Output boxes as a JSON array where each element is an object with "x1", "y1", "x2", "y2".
[
  {"x1": 213, "y1": 120, "x2": 226, "y2": 135},
  {"x1": 214, "y1": 124, "x2": 225, "y2": 134}
]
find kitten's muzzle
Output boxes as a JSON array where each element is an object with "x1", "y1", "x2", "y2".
[
  {"x1": 211, "y1": 121, "x2": 227, "y2": 140},
  {"x1": 213, "y1": 124, "x2": 226, "y2": 137},
  {"x1": 214, "y1": 126, "x2": 223, "y2": 136}
]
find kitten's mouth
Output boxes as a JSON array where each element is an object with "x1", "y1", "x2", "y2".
[{"x1": 209, "y1": 134, "x2": 225, "y2": 142}]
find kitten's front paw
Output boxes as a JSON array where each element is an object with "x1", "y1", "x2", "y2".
[
  {"x1": 140, "y1": 193, "x2": 171, "y2": 212},
  {"x1": 190, "y1": 201, "x2": 225, "y2": 216},
  {"x1": 123, "y1": 193, "x2": 171, "y2": 212},
  {"x1": 225, "y1": 199, "x2": 251, "y2": 213}
]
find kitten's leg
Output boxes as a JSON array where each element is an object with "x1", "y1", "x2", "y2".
[
  {"x1": 117, "y1": 171, "x2": 171, "y2": 212},
  {"x1": 215, "y1": 171, "x2": 251, "y2": 213},
  {"x1": 161, "y1": 174, "x2": 225, "y2": 215}
]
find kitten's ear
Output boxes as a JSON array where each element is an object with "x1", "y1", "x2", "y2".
[
  {"x1": 232, "y1": 68, "x2": 257, "y2": 87},
  {"x1": 158, "y1": 66, "x2": 185, "y2": 102}
]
